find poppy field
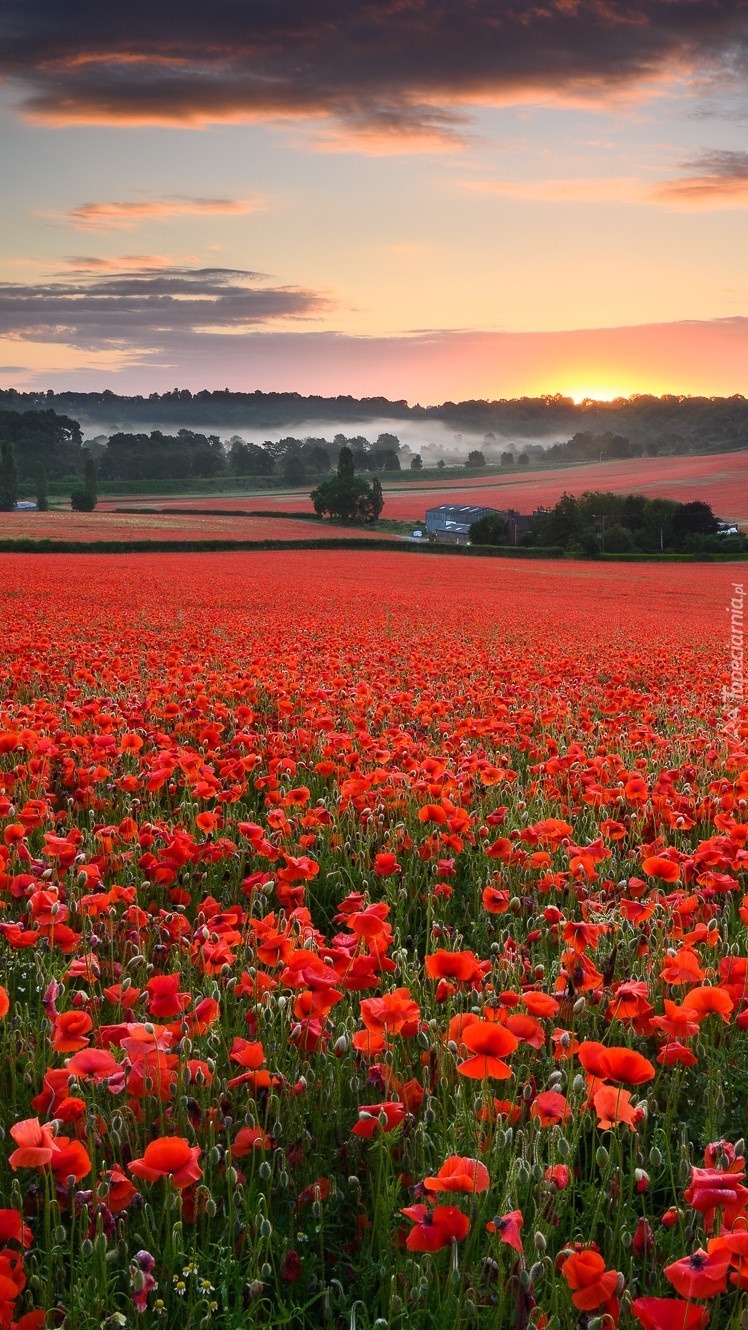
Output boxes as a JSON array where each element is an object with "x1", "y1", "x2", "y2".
[
  {"x1": 0, "y1": 512, "x2": 398, "y2": 544},
  {"x1": 0, "y1": 549, "x2": 746, "y2": 1330},
  {"x1": 97, "y1": 451, "x2": 748, "y2": 528}
]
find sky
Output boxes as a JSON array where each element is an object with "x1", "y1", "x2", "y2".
[{"x1": 1, "y1": 0, "x2": 747, "y2": 404}]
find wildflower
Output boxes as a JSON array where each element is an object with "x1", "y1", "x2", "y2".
[
  {"x1": 401, "y1": 1204, "x2": 470, "y2": 1251},
  {"x1": 456, "y1": 1021, "x2": 518, "y2": 1080},
  {"x1": 531, "y1": 1091, "x2": 572, "y2": 1125},
  {"x1": 128, "y1": 1137, "x2": 202, "y2": 1190},
  {"x1": 663, "y1": 1240, "x2": 731, "y2": 1298},
  {"x1": 352, "y1": 1102, "x2": 406, "y2": 1138},
  {"x1": 561, "y1": 1248, "x2": 620, "y2": 1312},
  {"x1": 486, "y1": 1209, "x2": 524, "y2": 1253},
  {"x1": 631, "y1": 1298, "x2": 709, "y2": 1330},
  {"x1": 423, "y1": 1157, "x2": 490, "y2": 1194}
]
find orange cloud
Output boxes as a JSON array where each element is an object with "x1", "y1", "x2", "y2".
[
  {"x1": 648, "y1": 151, "x2": 748, "y2": 209},
  {"x1": 59, "y1": 254, "x2": 179, "y2": 270},
  {"x1": 62, "y1": 197, "x2": 261, "y2": 229}
]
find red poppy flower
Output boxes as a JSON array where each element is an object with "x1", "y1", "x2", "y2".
[
  {"x1": 561, "y1": 1249, "x2": 619, "y2": 1311},
  {"x1": 401, "y1": 1204, "x2": 470, "y2": 1251},
  {"x1": 352, "y1": 1102, "x2": 406, "y2": 1138},
  {"x1": 631, "y1": 1297, "x2": 709, "y2": 1330},
  {"x1": 423, "y1": 1156, "x2": 490, "y2": 1194},
  {"x1": 486, "y1": 1209, "x2": 524, "y2": 1253},
  {"x1": 8, "y1": 1118, "x2": 57, "y2": 1170},
  {"x1": 456, "y1": 1021, "x2": 518, "y2": 1080},
  {"x1": 642, "y1": 856, "x2": 681, "y2": 883},
  {"x1": 577, "y1": 1041, "x2": 655, "y2": 1086},
  {"x1": 592, "y1": 1084, "x2": 641, "y2": 1130},
  {"x1": 663, "y1": 1240, "x2": 731, "y2": 1298},
  {"x1": 531, "y1": 1090, "x2": 572, "y2": 1125},
  {"x1": 128, "y1": 1136, "x2": 203, "y2": 1189},
  {"x1": 425, "y1": 950, "x2": 485, "y2": 985},
  {"x1": 51, "y1": 1009, "x2": 93, "y2": 1052}
]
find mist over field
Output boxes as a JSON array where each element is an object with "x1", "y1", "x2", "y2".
[{"x1": 81, "y1": 416, "x2": 561, "y2": 466}]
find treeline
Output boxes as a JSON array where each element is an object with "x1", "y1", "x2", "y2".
[
  {"x1": 544, "y1": 431, "x2": 648, "y2": 463},
  {"x1": 0, "y1": 409, "x2": 84, "y2": 480},
  {"x1": 2, "y1": 387, "x2": 748, "y2": 453},
  {"x1": 95, "y1": 431, "x2": 404, "y2": 483},
  {"x1": 474, "y1": 491, "x2": 746, "y2": 555},
  {"x1": 0, "y1": 414, "x2": 409, "y2": 488}
]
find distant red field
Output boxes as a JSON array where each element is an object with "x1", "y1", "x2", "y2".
[
  {"x1": 0, "y1": 509, "x2": 399, "y2": 542},
  {"x1": 95, "y1": 450, "x2": 748, "y2": 526}
]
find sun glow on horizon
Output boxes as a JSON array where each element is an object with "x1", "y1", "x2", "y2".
[{"x1": 563, "y1": 384, "x2": 639, "y2": 404}]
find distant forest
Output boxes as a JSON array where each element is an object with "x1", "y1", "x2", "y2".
[
  {"x1": 1, "y1": 389, "x2": 748, "y2": 487},
  {"x1": 1, "y1": 387, "x2": 748, "y2": 453}
]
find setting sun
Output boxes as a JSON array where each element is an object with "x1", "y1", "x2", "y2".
[{"x1": 563, "y1": 385, "x2": 636, "y2": 404}]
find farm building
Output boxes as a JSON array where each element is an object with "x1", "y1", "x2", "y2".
[
  {"x1": 425, "y1": 504, "x2": 497, "y2": 542},
  {"x1": 425, "y1": 504, "x2": 533, "y2": 544}
]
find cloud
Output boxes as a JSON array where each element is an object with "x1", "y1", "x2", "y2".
[
  {"x1": 60, "y1": 254, "x2": 179, "y2": 270},
  {"x1": 0, "y1": 266, "x2": 330, "y2": 352},
  {"x1": 1, "y1": 1, "x2": 746, "y2": 142},
  {"x1": 649, "y1": 150, "x2": 748, "y2": 208},
  {"x1": 60, "y1": 197, "x2": 260, "y2": 229}
]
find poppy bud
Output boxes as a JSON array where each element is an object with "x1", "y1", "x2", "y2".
[
  {"x1": 649, "y1": 1146, "x2": 662, "y2": 1168},
  {"x1": 259, "y1": 1219, "x2": 272, "y2": 1239},
  {"x1": 595, "y1": 1145, "x2": 609, "y2": 1168}
]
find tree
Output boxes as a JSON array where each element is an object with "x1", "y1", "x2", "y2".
[
  {"x1": 71, "y1": 454, "x2": 98, "y2": 511},
  {"x1": 469, "y1": 512, "x2": 509, "y2": 545},
  {"x1": 642, "y1": 497, "x2": 678, "y2": 552},
  {"x1": 372, "y1": 448, "x2": 400, "y2": 471},
  {"x1": 410, "y1": 454, "x2": 423, "y2": 470},
  {"x1": 369, "y1": 477, "x2": 384, "y2": 521},
  {"x1": 500, "y1": 451, "x2": 514, "y2": 466},
  {"x1": 283, "y1": 453, "x2": 307, "y2": 486},
  {"x1": 671, "y1": 500, "x2": 718, "y2": 542},
  {"x1": 466, "y1": 449, "x2": 486, "y2": 468},
  {"x1": 0, "y1": 440, "x2": 18, "y2": 511},
  {"x1": 310, "y1": 445, "x2": 381, "y2": 523},
  {"x1": 517, "y1": 453, "x2": 529, "y2": 466},
  {"x1": 36, "y1": 461, "x2": 49, "y2": 511},
  {"x1": 85, "y1": 454, "x2": 98, "y2": 508},
  {"x1": 304, "y1": 442, "x2": 331, "y2": 472}
]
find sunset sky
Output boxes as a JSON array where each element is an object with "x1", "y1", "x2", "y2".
[{"x1": 1, "y1": 1, "x2": 747, "y2": 402}]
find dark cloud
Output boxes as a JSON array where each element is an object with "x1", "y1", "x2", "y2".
[
  {"x1": 1, "y1": 2, "x2": 746, "y2": 137},
  {"x1": 650, "y1": 148, "x2": 748, "y2": 206},
  {"x1": 0, "y1": 266, "x2": 329, "y2": 351}
]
